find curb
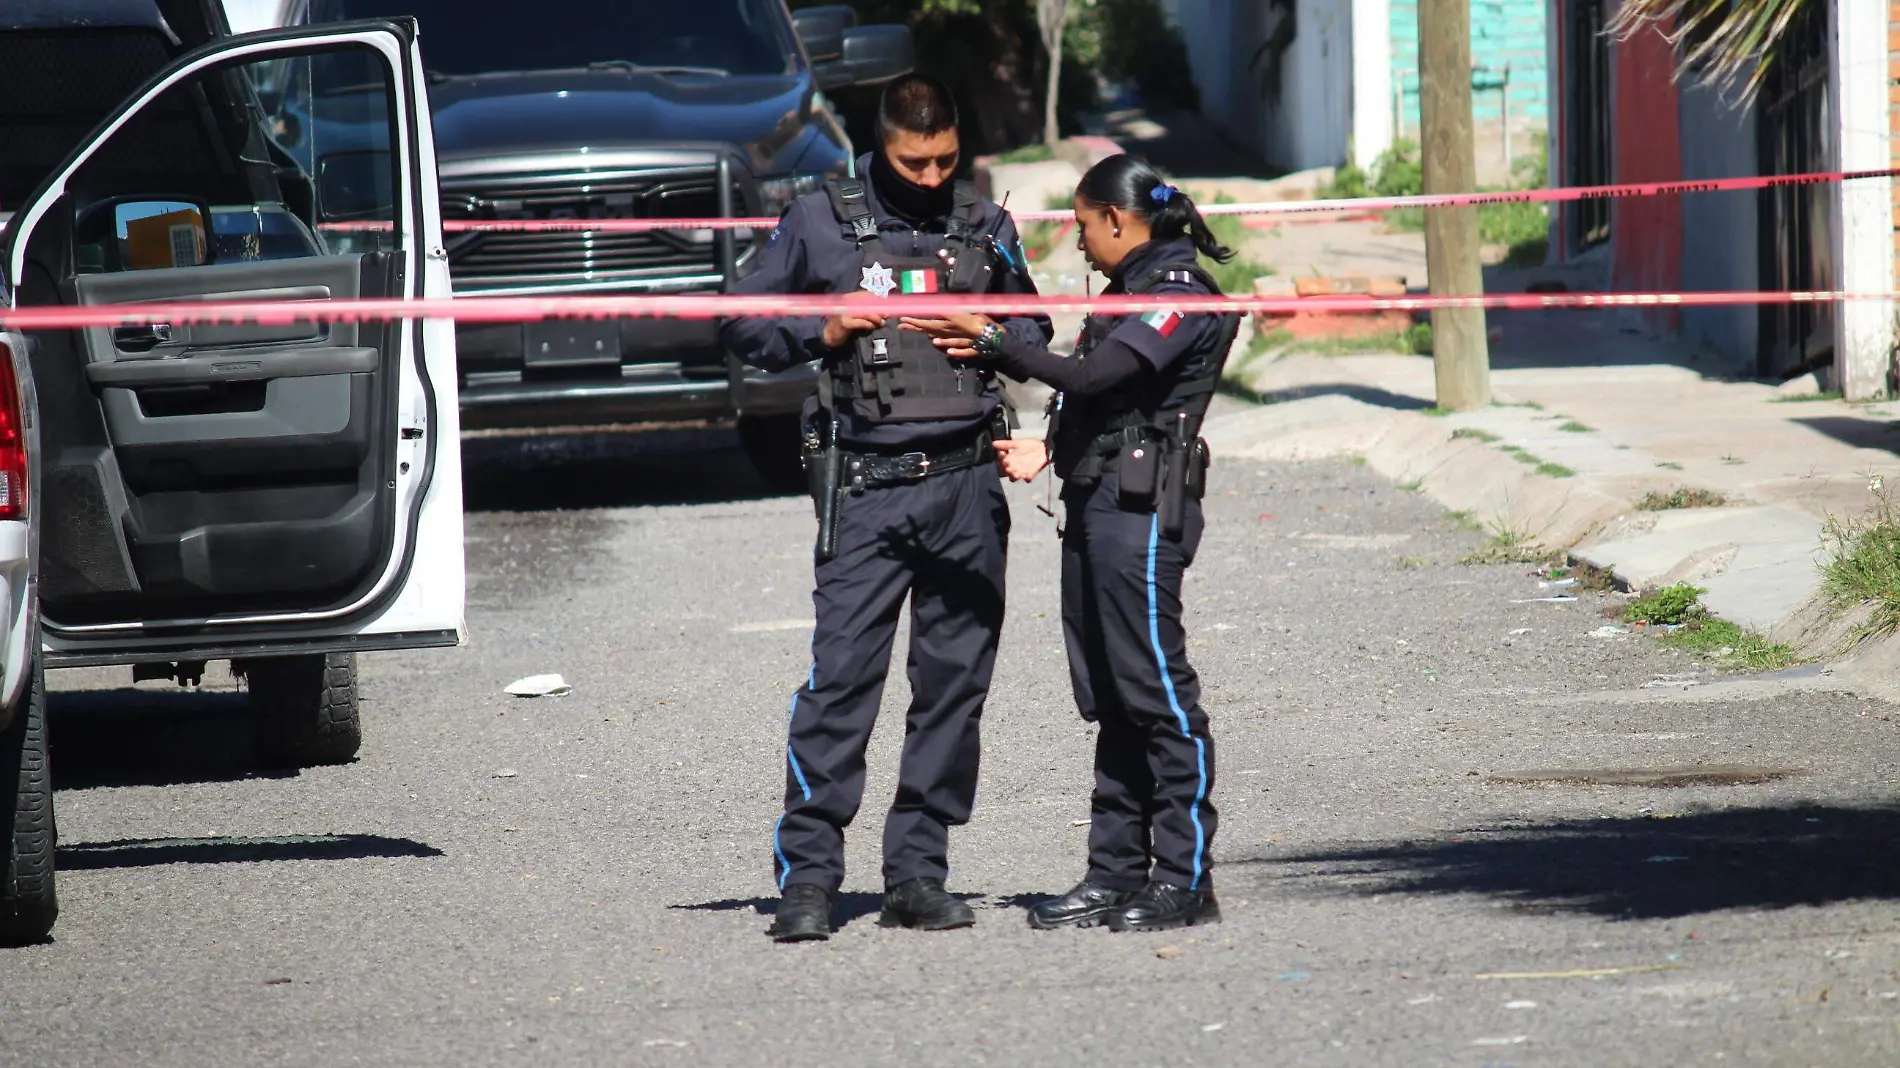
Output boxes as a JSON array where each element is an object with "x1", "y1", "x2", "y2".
[
  {"x1": 1202, "y1": 392, "x2": 1853, "y2": 660},
  {"x1": 1203, "y1": 395, "x2": 1633, "y2": 549}
]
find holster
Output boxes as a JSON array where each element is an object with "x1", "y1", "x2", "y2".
[{"x1": 1157, "y1": 413, "x2": 1196, "y2": 539}]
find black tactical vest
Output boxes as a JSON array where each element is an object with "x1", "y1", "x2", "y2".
[
  {"x1": 1050, "y1": 262, "x2": 1241, "y2": 482},
  {"x1": 822, "y1": 178, "x2": 999, "y2": 424}
]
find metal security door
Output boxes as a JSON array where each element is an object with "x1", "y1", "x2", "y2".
[{"x1": 1756, "y1": 1, "x2": 1831, "y2": 380}]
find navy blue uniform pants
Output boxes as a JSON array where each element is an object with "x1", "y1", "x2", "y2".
[
  {"x1": 1061, "y1": 473, "x2": 1218, "y2": 891},
  {"x1": 774, "y1": 464, "x2": 1010, "y2": 893}
]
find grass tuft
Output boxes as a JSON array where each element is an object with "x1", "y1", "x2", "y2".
[
  {"x1": 1819, "y1": 493, "x2": 1900, "y2": 636},
  {"x1": 1624, "y1": 582, "x2": 1707, "y2": 626},
  {"x1": 1398, "y1": 478, "x2": 1424, "y2": 493},
  {"x1": 1658, "y1": 618, "x2": 1797, "y2": 672},
  {"x1": 1769, "y1": 390, "x2": 1843, "y2": 404},
  {"x1": 1558, "y1": 420, "x2": 1593, "y2": 433},
  {"x1": 1655, "y1": 461, "x2": 1684, "y2": 471},
  {"x1": 1395, "y1": 554, "x2": 1431, "y2": 570},
  {"x1": 1451, "y1": 427, "x2": 1500, "y2": 443},
  {"x1": 1534, "y1": 462, "x2": 1575, "y2": 478},
  {"x1": 1459, "y1": 519, "x2": 1550, "y2": 565},
  {"x1": 1637, "y1": 487, "x2": 1727, "y2": 511}
]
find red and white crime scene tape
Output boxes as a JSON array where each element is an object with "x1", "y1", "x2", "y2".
[
  {"x1": 6, "y1": 166, "x2": 1895, "y2": 330},
  {"x1": 307, "y1": 165, "x2": 1900, "y2": 235},
  {"x1": 0, "y1": 290, "x2": 1892, "y2": 332}
]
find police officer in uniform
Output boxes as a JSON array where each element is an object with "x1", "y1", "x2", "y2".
[
  {"x1": 718, "y1": 74, "x2": 1052, "y2": 943},
  {"x1": 904, "y1": 154, "x2": 1237, "y2": 932}
]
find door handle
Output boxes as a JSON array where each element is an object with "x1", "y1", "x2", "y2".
[{"x1": 113, "y1": 323, "x2": 173, "y2": 352}]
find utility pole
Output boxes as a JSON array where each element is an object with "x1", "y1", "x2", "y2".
[{"x1": 1417, "y1": 0, "x2": 1491, "y2": 409}]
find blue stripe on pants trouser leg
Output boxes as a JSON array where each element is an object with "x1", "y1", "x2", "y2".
[
  {"x1": 1060, "y1": 473, "x2": 1217, "y2": 892},
  {"x1": 771, "y1": 466, "x2": 1009, "y2": 894}
]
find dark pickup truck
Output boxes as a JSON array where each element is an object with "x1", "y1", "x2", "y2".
[{"x1": 270, "y1": 0, "x2": 912, "y2": 481}]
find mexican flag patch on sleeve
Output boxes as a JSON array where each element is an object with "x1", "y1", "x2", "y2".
[
  {"x1": 1140, "y1": 309, "x2": 1185, "y2": 338},
  {"x1": 899, "y1": 269, "x2": 939, "y2": 293}
]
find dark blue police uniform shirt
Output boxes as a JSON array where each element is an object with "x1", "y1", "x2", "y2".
[{"x1": 717, "y1": 153, "x2": 1055, "y2": 449}]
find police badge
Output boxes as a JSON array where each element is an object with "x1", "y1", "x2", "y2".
[{"x1": 860, "y1": 261, "x2": 896, "y2": 298}]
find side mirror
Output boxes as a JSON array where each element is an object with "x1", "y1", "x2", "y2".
[
  {"x1": 813, "y1": 23, "x2": 914, "y2": 91},
  {"x1": 75, "y1": 198, "x2": 214, "y2": 272},
  {"x1": 316, "y1": 150, "x2": 395, "y2": 222},
  {"x1": 792, "y1": 4, "x2": 855, "y2": 65}
]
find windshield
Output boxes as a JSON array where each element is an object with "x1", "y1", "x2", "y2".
[{"x1": 310, "y1": 0, "x2": 797, "y2": 77}]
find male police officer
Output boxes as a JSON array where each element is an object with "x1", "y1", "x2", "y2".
[{"x1": 719, "y1": 74, "x2": 1051, "y2": 942}]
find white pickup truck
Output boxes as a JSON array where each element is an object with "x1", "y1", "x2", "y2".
[{"x1": 0, "y1": 0, "x2": 467, "y2": 944}]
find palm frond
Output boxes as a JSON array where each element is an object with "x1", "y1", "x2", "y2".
[{"x1": 1605, "y1": 0, "x2": 1811, "y2": 105}]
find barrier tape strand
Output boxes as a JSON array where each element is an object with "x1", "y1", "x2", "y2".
[
  {"x1": 306, "y1": 166, "x2": 1900, "y2": 235},
  {"x1": 0, "y1": 289, "x2": 1888, "y2": 332}
]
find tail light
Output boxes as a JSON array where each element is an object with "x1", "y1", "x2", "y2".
[{"x1": 0, "y1": 341, "x2": 24, "y2": 520}]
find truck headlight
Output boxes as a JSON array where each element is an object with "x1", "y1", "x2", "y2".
[{"x1": 757, "y1": 174, "x2": 830, "y2": 219}]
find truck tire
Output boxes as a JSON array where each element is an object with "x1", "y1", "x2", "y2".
[
  {"x1": 738, "y1": 414, "x2": 809, "y2": 494},
  {"x1": 244, "y1": 653, "x2": 361, "y2": 768},
  {"x1": 0, "y1": 655, "x2": 57, "y2": 947}
]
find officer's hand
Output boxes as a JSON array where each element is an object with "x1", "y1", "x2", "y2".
[
  {"x1": 822, "y1": 312, "x2": 885, "y2": 350},
  {"x1": 900, "y1": 313, "x2": 992, "y2": 360},
  {"x1": 993, "y1": 438, "x2": 1049, "y2": 482}
]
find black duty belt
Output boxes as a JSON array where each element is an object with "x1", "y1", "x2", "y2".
[{"x1": 845, "y1": 430, "x2": 995, "y2": 489}]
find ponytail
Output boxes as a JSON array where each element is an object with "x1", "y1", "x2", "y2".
[{"x1": 1075, "y1": 153, "x2": 1235, "y2": 264}]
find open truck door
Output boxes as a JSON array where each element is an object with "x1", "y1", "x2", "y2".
[{"x1": 4, "y1": 18, "x2": 464, "y2": 672}]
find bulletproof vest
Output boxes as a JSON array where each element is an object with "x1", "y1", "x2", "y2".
[
  {"x1": 1051, "y1": 262, "x2": 1241, "y2": 482},
  {"x1": 822, "y1": 178, "x2": 998, "y2": 424}
]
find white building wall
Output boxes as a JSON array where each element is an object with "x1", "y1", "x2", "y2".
[
  {"x1": 1832, "y1": 0, "x2": 1894, "y2": 398},
  {"x1": 1350, "y1": 0, "x2": 1394, "y2": 168},
  {"x1": 1161, "y1": 0, "x2": 1358, "y2": 172}
]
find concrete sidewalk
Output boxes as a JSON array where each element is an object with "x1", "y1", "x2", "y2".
[{"x1": 1204, "y1": 312, "x2": 1900, "y2": 676}]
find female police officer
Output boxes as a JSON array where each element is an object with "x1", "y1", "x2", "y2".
[{"x1": 902, "y1": 154, "x2": 1239, "y2": 932}]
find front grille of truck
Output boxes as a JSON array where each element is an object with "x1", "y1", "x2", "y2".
[{"x1": 441, "y1": 167, "x2": 744, "y2": 289}]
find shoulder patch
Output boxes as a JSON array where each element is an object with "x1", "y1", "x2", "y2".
[{"x1": 1139, "y1": 310, "x2": 1185, "y2": 338}]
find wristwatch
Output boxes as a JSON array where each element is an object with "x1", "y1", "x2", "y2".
[{"x1": 974, "y1": 322, "x2": 1005, "y2": 357}]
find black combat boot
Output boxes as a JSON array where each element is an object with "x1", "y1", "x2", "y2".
[
  {"x1": 1026, "y1": 881, "x2": 1136, "y2": 930},
  {"x1": 1107, "y1": 881, "x2": 1220, "y2": 932},
  {"x1": 769, "y1": 883, "x2": 834, "y2": 943},
  {"x1": 878, "y1": 877, "x2": 976, "y2": 931}
]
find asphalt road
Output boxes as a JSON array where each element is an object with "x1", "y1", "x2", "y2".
[{"x1": 9, "y1": 424, "x2": 1900, "y2": 1067}]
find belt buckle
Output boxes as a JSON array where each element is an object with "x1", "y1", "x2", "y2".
[{"x1": 894, "y1": 451, "x2": 932, "y2": 480}]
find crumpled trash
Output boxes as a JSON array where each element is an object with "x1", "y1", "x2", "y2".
[
  {"x1": 505, "y1": 674, "x2": 571, "y2": 697},
  {"x1": 1512, "y1": 596, "x2": 1577, "y2": 603},
  {"x1": 1590, "y1": 625, "x2": 1630, "y2": 638},
  {"x1": 1539, "y1": 578, "x2": 1578, "y2": 589}
]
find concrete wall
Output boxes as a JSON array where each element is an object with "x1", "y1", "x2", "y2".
[
  {"x1": 1676, "y1": 81, "x2": 1759, "y2": 376},
  {"x1": 1836, "y1": 0, "x2": 1895, "y2": 398}
]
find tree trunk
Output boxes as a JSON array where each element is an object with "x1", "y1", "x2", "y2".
[{"x1": 1038, "y1": 0, "x2": 1069, "y2": 146}]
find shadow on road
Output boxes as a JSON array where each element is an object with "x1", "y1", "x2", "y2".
[
  {"x1": 461, "y1": 426, "x2": 799, "y2": 512},
  {"x1": 1788, "y1": 416, "x2": 1900, "y2": 456},
  {"x1": 46, "y1": 687, "x2": 292, "y2": 792},
  {"x1": 671, "y1": 893, "x2": 887, "y2": 924},
  {"x1": 58, "y1": 834, "x2": 442, "y2": 871},
  {"x1": 1251, "y1": 803, "x2": 1900, "y2": 920}
]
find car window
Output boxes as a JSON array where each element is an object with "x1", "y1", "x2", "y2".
[
  {"x1": 308, "y1": 0, "x2": 796, "y2": 77},
  {"x1": 67, "y1": 42, "x2": 403, "y2": 273}
]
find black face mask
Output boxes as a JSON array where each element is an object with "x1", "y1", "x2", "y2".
[{"x1": 871, "y1": 149, "x2": 955, "y2": 225}]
